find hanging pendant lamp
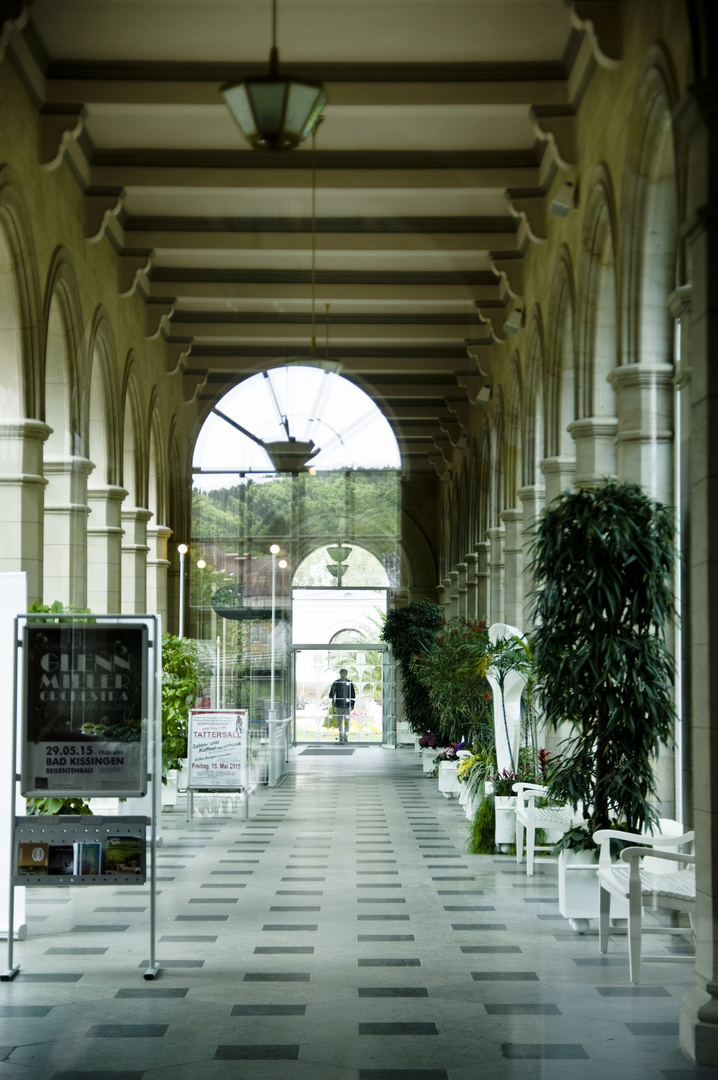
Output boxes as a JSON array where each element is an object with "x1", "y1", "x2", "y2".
[{"x1": 221, "y1": 0, "x2": 327, "y2": 151}]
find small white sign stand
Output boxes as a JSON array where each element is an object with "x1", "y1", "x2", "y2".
[{"x1": 185, "y1": 709, "x2": 250, "y2": 821}]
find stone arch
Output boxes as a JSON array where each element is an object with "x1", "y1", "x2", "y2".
[
  {"x1": 522, "y1": 305, "x2": 546, "y2": 490},
  {"x1": 146, "y1": 390, "x2": 172, "y2": 618},
  {"x1": 0, "y1": 164, "x2": 42, "y2": 419},
  {"x1": 120, "y1": 355, "x2": 151, "y2": 614},
  {"x1": 572, "y1": 166, "x2": 620, "y2": 486},
  {"x1": 42, "y1": 248, "x2": 91, "y2": 607},
  {"x1": 490, "y1": 389, "x2": 504, "y2": 528},
  {"x1": 616, "y1": 43, "x2": 679, "y2": 504},
  {"x1": 503, "y1": 351, "x2": 522, "y2": 511},
  {"x1": 0, "y1": 165, "x2": 48, "y2": 599},
  {"x1": 120, "y1": 355, "x2": 147, "y2": 508},
  {"x1": 86, "y1": 307, "x2": 123, "y2": 613},
  {"x1": 579, "y1": 166, "x2": 620, "y2": 418},
  {"x1": 86, "y1": 308, "x2": 121, "y2": 488},
  {"x1": 544, "y1": 250, "x2": 578, "y2": 502},
  {"x1": 622, "y1": 45, "x2": 680, "y2": 369},
  {"x1": 477, "y1": 420, "x2": 492, "y2": 544}
]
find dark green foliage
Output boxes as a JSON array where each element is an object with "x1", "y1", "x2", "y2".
[
  {"x1": 530, "y1": 478, "x2": 676, "y2": 835},
  {"x1": 412, "y1": 618, "x2": 494, "y2": 747},
  {"x1": 381, "y1": 601, "x2": 444, "y2": 734},
  {"x1": 468, "y1": 795, "x2": 496, "y2": 854}
]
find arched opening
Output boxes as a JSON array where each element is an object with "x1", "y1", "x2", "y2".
[{"x1": 190, "y1": 365, "x2": 401, "y2": 744}]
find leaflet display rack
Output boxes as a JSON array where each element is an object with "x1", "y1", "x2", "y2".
[
  {"x1": 2, "y1": 614, "x2": 162, "y2": 983},
  {"x1": 13, "y1": 815, "x2": 147, "y2": 886}
]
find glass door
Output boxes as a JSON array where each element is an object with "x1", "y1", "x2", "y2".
[{"x1": 292, "y1": 644, "x2": 387, "y2": 744}]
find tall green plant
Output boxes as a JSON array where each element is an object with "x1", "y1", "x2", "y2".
[
  {"x1": 530, "y1": 478, "x2": 676, "y2": 835},
  {"x1": 413, "y1": 617, "x2": 493, "y2": 746},
  {"x1": 162, "y1": 634, "x2": 206, "y2": 777},
  {"x1": 381, "y1": 601, "x2": 443, "y2": 734}
]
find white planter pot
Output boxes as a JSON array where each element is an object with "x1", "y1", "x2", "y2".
[
  {"x1": 422, "y1": 750, "x2": 436, "y2": 773},
  {"x1": 163, "y1": 769, "x2": 179, "y2": 808},
  {"x1": 558, "y1": 848, "x2": 629, "y2": 933},
  {"x1": 397, "y1": 722, "x2": 413, "y2": 746},
  {"x1": 494, "y1": 795, "x2": 516, "y2": 851},
  {"x1": 438, "y1": 760, "x2": 460, "y2": 798}
]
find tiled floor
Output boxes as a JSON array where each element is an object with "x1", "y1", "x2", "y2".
[{"x1": 1, "y1": 745, "x2": 716, "y2": 1079}]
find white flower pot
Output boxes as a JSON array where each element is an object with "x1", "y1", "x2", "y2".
[
  {"x1": 438, "y1": 760, "x2": 460, "y2": 798},
  {"x1": 558, "y1": 848, "x2": 629, "y2": 933},
  {"x1": 494, "y1": 795, "x2": 516, "y2": 851}
]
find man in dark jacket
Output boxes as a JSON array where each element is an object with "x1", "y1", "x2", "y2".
[{"x1": 328, "y1": 668, "x2": 356, "y2": 744}]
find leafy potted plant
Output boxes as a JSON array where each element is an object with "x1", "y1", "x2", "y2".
[
  {"x1": 161, "y1": 633, "x2": 206, "y2": 790},
  {"x1": 380, "y1": 601, "x2": 444, "y2": 737},
  {"x1": 530, "y1": 478, "x2": 676, "y2": 927},
  {"x1": 412, "y1": 617, "x2": 494, "y2": 748}
]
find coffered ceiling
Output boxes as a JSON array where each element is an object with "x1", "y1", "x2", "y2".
[{"x1": 6, "y1": 0, "x2": 619, "y2": 475}]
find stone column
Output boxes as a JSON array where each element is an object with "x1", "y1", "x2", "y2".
[
  {"x1": 456, "y1": 561, "x2": 468, "y2": 619},
  {"x1": 121, "y1": 507, "x2": 152, "y2": 614},
  {"x1": 518, "y1": 484, "x2": 545, "y2": 631},
  {"x1": 487, "y1": 525, "x2": 505, "y2": 625},
  {"x1": 475, "y1": 541, "x2": 490, "y2": 622},
  {"x1": 42, "y1": 455, "x2": 93, "y2": 608},
  {"x1": 568, "y1": 417, "x2": 618, "y2": 488},
  {"x1": 146, "y1": 524, "x2": 172, "y2": 621},
  {"x1": 675, "y1": 83, "x2": 718, "y2": 1066},
  {"x1": 0, "y1": 419, "x2": 50, "y2": 604},
  {"x1": 465, "y1": 552, "x2": 479, "y2": 620},
  {"x1": 86, "y1": 485, "x2": 126, "y2": 614},
  {"x1": 501, "y1": 507, "x2": 524, "y2": 631},
  {"x1": 447, "y1": 569, "x2": 460, "y2": 620},
  {"x1": 669, "y1": 284, "x2": 693, "y2": 828},
  {"x1": 539, "y1": 456, "x2": 575, "y2": 506},
  {"x1": 440, "y1": 576, "x2": 452, "y2": 617},
  {"x1": 609, "y1": 362, "x2": 675, "y2": 505}
]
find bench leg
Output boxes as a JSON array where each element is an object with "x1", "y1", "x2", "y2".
[
  {"x1": 526, "y1": 824, "x2": 535, "y2": 876},
  {"x1": 599, "y1": 885, "x2": 611, "y2": 954},
  {"x1": 516, "y1": 819, "x2": 524, "y2": 867},
  {"x1": 627, "y1": 895, "x2": 642, "y2": 985}
]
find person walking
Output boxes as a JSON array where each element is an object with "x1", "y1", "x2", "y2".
[{"x1": 328, "y1": 668, "x2": 356, "y2": 744}]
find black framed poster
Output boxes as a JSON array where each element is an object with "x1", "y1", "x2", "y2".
[{"x1": 21, "y1": 623, "x2": 149, "y2": 797}]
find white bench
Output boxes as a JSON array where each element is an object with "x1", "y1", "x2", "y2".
[
  {"x1": 512, "y1": 783, "x2": 585, "y2": 876},
  {"x1": 594, "y1": 827, "x2": 695, "y2": 984}
]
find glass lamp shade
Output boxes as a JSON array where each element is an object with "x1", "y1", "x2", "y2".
[{"x1": 222, "y1": 55, "x2": 327, "y2": 151}]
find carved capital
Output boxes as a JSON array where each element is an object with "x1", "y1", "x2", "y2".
[
  {"x1": 532, "y1": 107, "x2": 578, "y2": 170},
  {"x1": 119, "y1": 251, "x2": 153, "y2": 298},
  {"x1": 507, "y1": 194, "x2": 548, "y2": 244},
  {"x1": 39, "y1": 108, "x2": 86, "y2": 171},
  {"x1": 457, "y1": 373, "x2": 490, "y2": 405},
  {"x1": 182, "y1": 371, "x2": 208, "y2": 404},
  {"x1": 145, "y1": 301, "x2": 175, "y2": 340},
  {"x1": 85, "y1": 187, "x2": 125, "y2": 243},
  {"x1": 570, "y1": 1, "x2": 622, "y2": 68},
  {"x1": 0, "y1": 2, "x2": 27, "y2": 62},
  {"x1": 164, "y1": 339, "x2": 193, "y2": 375},
  {"x1": 491, "y1": 256, "x2": 524, "y2": 299}
]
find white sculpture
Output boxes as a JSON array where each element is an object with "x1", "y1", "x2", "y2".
[{"x1": 487, "y1": 622, "x2": 529, "y2": 775}]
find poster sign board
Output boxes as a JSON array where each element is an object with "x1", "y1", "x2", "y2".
[
  {"x1": 188, "y1": 709, "x2": 248, "y2": 789},
  {"x1": 21, "y1": 623, "x2": 149, "y2": 798}
]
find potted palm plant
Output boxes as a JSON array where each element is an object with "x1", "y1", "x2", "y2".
[{"x1": 530, "y1": 478, "x2": 676, "y2": 928}]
